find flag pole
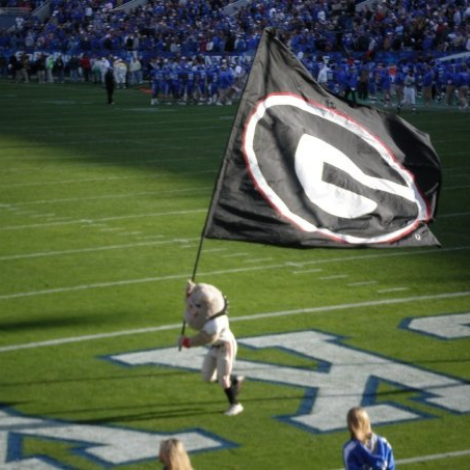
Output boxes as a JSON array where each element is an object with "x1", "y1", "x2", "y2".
[
  {"x1": 178, "y1": 55, "x2": 252, "y2": 351},
  {"x1": 178, "y1": 234, "x2": 205, "y2": 350}
]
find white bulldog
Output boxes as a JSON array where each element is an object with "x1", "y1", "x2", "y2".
[{"x1": 179, "y1": 280, "x2": 244, "y2": 416}]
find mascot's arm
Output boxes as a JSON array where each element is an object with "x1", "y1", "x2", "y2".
[{"x1": 179, "y1": 330, "x2": 219, "y2": 348}]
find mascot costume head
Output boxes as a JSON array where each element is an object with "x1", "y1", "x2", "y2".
[{"x1": 184, "y1": 280, "x2": 227, "y2": 332}]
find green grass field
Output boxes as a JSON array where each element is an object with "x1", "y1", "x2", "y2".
[{"x1": 1, "y1": 81, "x2": 469, "y2": 469}]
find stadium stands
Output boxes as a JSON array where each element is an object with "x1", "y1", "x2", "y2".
[{"x1": 0, "y1": 0, "x2": 469, "y2": 109}]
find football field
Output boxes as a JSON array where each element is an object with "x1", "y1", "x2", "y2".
[{"x1": 1, "y1": 81, "x2": 469, "y2": 469}]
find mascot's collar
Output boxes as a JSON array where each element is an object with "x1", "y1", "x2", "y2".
[{"x1": 208, "y1": 296, "x2": 229, "y2": 322}]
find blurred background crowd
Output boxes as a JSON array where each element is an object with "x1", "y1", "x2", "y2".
[{"x1": 0, "y1": 0, "x2": 469, "y2": 108}]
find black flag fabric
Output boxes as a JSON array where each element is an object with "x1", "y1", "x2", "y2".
[{"x1": 203, "y1": 28, "x2": 442, "y2": 248}]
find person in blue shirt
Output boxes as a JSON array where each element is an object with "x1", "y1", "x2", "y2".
[
  {"x1": 343, "y1": 407, "x2": 395, "y2": 470},
  {"x1": 379, "y1": 65, "x2": 391, "y2": 107},
  {"x1": 194, "y1": 56, "x2": 208, "y2": 104},
  {"x1": 150, "y1": 58, "x2": 164, "y2": 106},
  {"x1": 217, "y1": 61, "x2": 235, "y2": 106},
  {"x1": 206, "y1": 60, "x2": 220, "y2": 105},
  {"x1": 344, "y1": 65, "x2": 358, "y2": 104}
]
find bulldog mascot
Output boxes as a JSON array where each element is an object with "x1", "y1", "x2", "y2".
[{"x1": 178, "y1": 280, "x2": 244, "y2": 416}]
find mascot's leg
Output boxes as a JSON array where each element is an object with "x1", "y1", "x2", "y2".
[
  {"x1": 202, "y1": 349, "x2": 218, "y2": 383},
  {"x1": 217, "y1": 341, "x2": 244, "y2": 416}
]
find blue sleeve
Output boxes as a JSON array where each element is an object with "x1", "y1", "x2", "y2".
[
  {"x1": 375, "y1": 437, "x2": 395, "y2": 470},
  {"x1": 343, "y1": 441, "x2": 367, "y2": 470}
]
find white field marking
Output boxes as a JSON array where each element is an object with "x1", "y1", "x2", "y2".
[
  {"x1": 377, "y1": 287, "x2": 410, "y2": 294},
  {"x1": 0, "y1": 265, "x2": 288, "y2": 301},
  {"x1": 445, "y1": 184, "x2": 470, "y2": 190},
  {"x1": 13, "y1": 210, "x2": 39, "y2": 216},
  {"x1": 31, "y1": 214, "x2": 55, "y2": 219},
  {"x1": 0, "y1": 245, "x2": 469, "y2": 294},
  {"x1": 439, "y1": 211, "x2": 470, "y2": 218},
  {"x1": 319, "y1": 275, "x2": 349, "y2": 281},
  {"x1": 136, "y1": 235, "x2": 165, "y2": 241},
  {"x1": 243, "y1": 258, "x2": 274, "y2": 264},
  {"x1": 45, "y1": 216, "x2": 72, "y2": 222},
  {"x1": 7, "y1": 187, "x2": 211, "y2": 206},
  {"x1": 396, "y1": 449, "x2": 470, "y2": 465},
  {"x1": 1, "y1": 291, "x2": 469, "y2": 354},
  {"x1": 98, "y1": 227, "x2": 122, "y2": 232},
  {"x1": 2, "y1": 161, "x2": 215, "y2": 176},
  {"x1": 293, "y1": 268, "x2": 323, "y2": 274},
  {"x1": 0, "y1": 170, "x2": 215, "y2": 189},
  {"x1": 443, "y1": 166, "x2": 470, "y2": 173},
  {"x1": 118, "y1": 231, "x2": 143, "y2": 237},
  {"x1": 0, "y1": 323, "x2": 180, "y2": 353},
  {"x1": 285, "y1": 261, "x2": 306, "y2": 267},
  {"x1": 330, "y1": 448, "x2": 470, "y2": 469},
  {"x1": 0, "y1": 209, "x2": 207, "y2": 231},
  {"x1": 0, "y1": 239, "x2": 199, "y2": 261},
  {"x1": 203, "y1": 248, "x2": 227, "y2": 253},
  {"x1": 347, "y1": 281, "x2": 378, "y2": 287},
  {"x1": 295, "y1": 245, "x2": 470, "y2": 269},
  {"x1": 222, "y1": 252, "x2": 249, "y2": 258}
]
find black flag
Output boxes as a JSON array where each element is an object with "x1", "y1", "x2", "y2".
[{"x1": 203, "y1": 28, "x2": 442, "y2": 248}]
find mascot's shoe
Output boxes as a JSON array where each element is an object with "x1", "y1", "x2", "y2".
[{"x1": 224, "y1": 403, "x2": 244, "y2": 416}]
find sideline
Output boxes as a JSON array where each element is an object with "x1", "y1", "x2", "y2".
[{"x1": 1, "y1": 290, "x2": 468, "y2": 353}]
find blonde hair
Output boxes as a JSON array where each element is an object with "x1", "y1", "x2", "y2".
[
  {"x1": 159, "y1": 438, "x2": 194, "y2": 470},
  {"x1": 347, "y1": 407, "x2": 373, "y2": 443}
]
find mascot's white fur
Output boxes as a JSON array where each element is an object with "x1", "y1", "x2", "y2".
[{"x1": 179, "y1": 280, "x2": 244, "y2": 416}]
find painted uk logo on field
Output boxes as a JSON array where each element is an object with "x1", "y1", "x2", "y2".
[
  {"x1": 1, "y1": 407, "x2": 235, "y2": 468},
  {"x1": 3, "y1": 313, "x2": 469, "y2": 467},
  {"x1": 111, "y1": 314, "x2": 470, "y2": 434}
]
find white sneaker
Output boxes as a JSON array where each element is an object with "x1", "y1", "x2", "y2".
[{"x1": 224, "y1": 403, "x2": 244, "y2": 416}]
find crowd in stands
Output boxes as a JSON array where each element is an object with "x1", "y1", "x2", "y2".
[
  {"x1": 0, "y1": 0, "x2": 469, "y2": 109},
  {"x1": 1, "y1": 0, "x2": 469, "y2": 56}
]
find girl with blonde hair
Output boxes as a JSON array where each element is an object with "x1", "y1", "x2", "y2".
[
  {"x1": 159, "y1": 438, "x2": 194, "y2": 470},
  {"x1": 343, "y1": 407, "x2": 395, "y2": 469}
]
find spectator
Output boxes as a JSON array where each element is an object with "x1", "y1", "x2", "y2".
[
  {"x1": 397, "y1": 67, "x2": 417, "y2": 113},
  {"x1": 80, "y1": 53, "x2": 91, "y2": 81},
  {"x1": 343, "y1": 406, "x2": 395, "y2": 470},
  {"x1": 158, "y1": 438, "x2": 194, "y2": 470},
  {"x1": 104, "y1": 65, "x2": 115, "y2": 104}
]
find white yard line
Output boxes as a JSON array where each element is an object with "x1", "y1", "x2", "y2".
[
  {"x1": 330, "y1": 447, "x2": 470, "y2": 469},
  {"x1": 319, "y1": 275, "x2": 349, "y2": 280},
  {"x1": 0, "y1": 209, "x2": 207, "y2": 231},
  {"x1": 347, "y1": 281, "x2": 378, "y2": 287},
  {"x1": 377, "y1": 287, "x2": 410, "y2": 293},
  {"x1": 396, "y1": 448, "x2": 470, "y2": 465},
  {"x1": 0, "y1": 240, "x2": 198, "y2": 261},
  {"x1": 6, "y1": 187, "x2": 211, "y2": 206},
  {"x1": 293, "y1": 268, "x2": 323, "y2": 274},
  {"x1": 0, "y1": 170, "x2": 216, "y2": 189},
  {"x1": 0, "y1": 245, "x2": 469, "y2": 295},
  {"x1": 0, "y1": 265, "x2": 287, "y2": 301},
  {"x1": 445, "y1": 185, "x2": 470, "y2": 190},
  {"x1": 439, "y1": 211, "x2": 470, "y2": 218},
  {"x1": 1, "y1": 290, "x2": 469, "y2": 354}
]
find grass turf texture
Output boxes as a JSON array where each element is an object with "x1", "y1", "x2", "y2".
[{"x1": 0, "y1": 81, "x2": 469, "y2": 469}]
